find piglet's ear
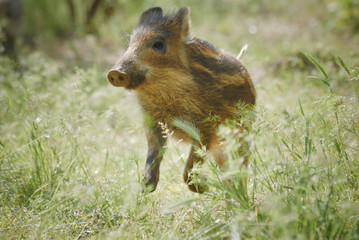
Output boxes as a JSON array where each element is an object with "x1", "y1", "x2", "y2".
[
  {"x1": 139, "y1": 7, "x2": 163, "y2": 25},
  {"x1": 175, "y1": 7, "x2": 190, "y2": 40}
]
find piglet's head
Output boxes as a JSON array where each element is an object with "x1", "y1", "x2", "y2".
[{"x1": 107, "y1": 6, "x2": 191, "y2": 89}]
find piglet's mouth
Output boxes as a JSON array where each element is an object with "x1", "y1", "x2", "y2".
[{"x1": 107, "y1": 69, "x2": 130, "y2": 88}]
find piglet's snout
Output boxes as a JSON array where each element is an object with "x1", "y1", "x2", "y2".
[{"x1": 107, "y1": 69, "x2": 130, "y2": 87}]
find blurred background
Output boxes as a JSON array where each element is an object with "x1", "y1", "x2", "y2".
[{"x1": 1, "y1": 0, "x2": 358, "y2": 68}]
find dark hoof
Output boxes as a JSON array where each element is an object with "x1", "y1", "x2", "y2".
[
  {"x1": 141, "y1": 173, "x2": 159, "y2": 193},
  {"x1": 141, "y1": 183, "x2": 157, "y2": 193},
  {"x1": 187, "y1": 182, "x2": 207, "y2": 193},
  {"x1": 184, "y1": 172, "x2": 208, "y2": 193}
]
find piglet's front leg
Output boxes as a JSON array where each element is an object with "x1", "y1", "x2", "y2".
[{"x1": 142, "y1": 126, "x2": 166, "y2": 193}]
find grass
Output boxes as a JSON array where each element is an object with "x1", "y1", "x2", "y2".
[{"x1": 1, "y1": 0, "x2": 359, "y2": 239}]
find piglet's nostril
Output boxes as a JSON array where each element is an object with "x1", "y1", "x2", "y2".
[{"x1": 107, "y1": 70, "x2": 130, "y2": 87}]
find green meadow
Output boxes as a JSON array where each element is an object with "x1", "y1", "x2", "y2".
[{"x1": 1, "y1": 0, "x2": 358, "y2": 239}]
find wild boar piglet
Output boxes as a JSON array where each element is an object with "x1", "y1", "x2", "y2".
[{"x1": 107, "y1": 6, "x2": 256, "y2": 193}]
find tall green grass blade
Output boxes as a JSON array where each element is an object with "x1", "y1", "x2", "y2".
[
  {"x1": 173, "y1": 119, "x2": 201, "y2": 143},
  {"x1": 336, "y1": 56, "x2": 351, "y2": 76},
  {"x1": 308, "y1": 76, "x2": 331, "y2": 87},
  {"x1": 304, "y1": 121, "x2": 309, "y2": 158},
  {"x1": 164, "y1": 197, "x2": 204, "y2": 213},
  {"x1": 303, "y1": 52, "x2": 328, "y2": 79},
  {"x1": 298, "y1": 98, "x2": 305, "y2": 117},
  {"x1": 51, "y1": 152, "x2": 80, "y2": 201}
]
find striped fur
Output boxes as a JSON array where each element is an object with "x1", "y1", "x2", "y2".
[{"x1": 108, "y1": 7, "x2": 256, "y2": 193}]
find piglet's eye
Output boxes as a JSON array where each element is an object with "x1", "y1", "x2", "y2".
[{"x1": 152, "y1": 40, "x2": 165, "y2": 54}]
